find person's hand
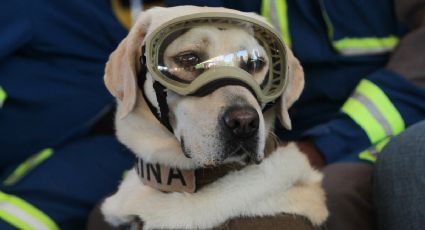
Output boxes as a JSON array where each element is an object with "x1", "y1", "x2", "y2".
[{"x1": 280, "y1": 139, "x2": 326, "y2": 169}]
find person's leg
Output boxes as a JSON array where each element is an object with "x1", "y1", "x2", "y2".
[
  {"x1": 0, "y1": 135, "x2": 132, "y2": 230},
  {"x1": 322, "y1": 163, "x2": 375, "y2": 230},
  {"x1": 374, "y1": 121, "x2": 425, "y2": 230}
]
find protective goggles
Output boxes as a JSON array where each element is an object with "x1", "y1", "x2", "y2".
[{"x1": 144, "y1": 12, "x2": 289, "y2": 104}]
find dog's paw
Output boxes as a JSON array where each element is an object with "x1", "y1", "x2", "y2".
[{"x1": 101, "y1": 196, "x2": 133, "y2": 227}]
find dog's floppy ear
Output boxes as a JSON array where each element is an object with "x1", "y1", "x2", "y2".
[
  {"x1": 104, "y1": 12, "x2": 152, "y2": 118},
  {"x1": 276, "y1": 49, "x2": 305, "y2": 130}
]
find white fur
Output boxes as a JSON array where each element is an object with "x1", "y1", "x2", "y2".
[
  {"x1": 101, "y1": 143, "x2": 328, "y2": 229},
  {"x1": 115, "y1": 91, "x2": 197, "y2": 169},
  {"x1": 168, "y1": 85, "x2": 267, "y2": 165}
]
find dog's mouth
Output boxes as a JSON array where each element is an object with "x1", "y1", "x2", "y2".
[
  {"x1": 223, "y1": 141, "x2": 262, "y2": 165},
  {"x1": 180, "y1": 135, "x2": 261, "y2": 167}
]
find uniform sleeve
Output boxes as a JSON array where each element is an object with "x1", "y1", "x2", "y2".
[
  {"x1": 310, "y1": 0, "x2": 425, "y2": 163},
  {"x1": 0, "y1": 1, "x2": 33, "y2": 60}
]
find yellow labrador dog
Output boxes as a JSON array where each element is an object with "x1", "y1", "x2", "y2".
[{"x1": 101, "y1": 5, "x2": 328, "y2": 230}]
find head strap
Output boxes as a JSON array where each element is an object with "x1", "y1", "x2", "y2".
[{"x1": 138, "y1": 46, "x2": 173, "y2": 133}]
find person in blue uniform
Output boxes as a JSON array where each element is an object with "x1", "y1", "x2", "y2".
[
  {"x1": 165, "y1": 1, "x2": 425, "y2": 230},
  {"x1": 2, "y1": 0, "x2": 422, "y2": 229},
  {"x1": 0, "y1": 0, "x2": 141, "y2": 229}
]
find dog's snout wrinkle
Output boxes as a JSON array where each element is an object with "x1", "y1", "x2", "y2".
[{"x1": 223, "y1": 106, "x2": 259, "y2": 138}]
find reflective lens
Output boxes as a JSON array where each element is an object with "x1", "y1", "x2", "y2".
[{"x1": 158, "y1": 49, "x2": 267, "y2": 83}]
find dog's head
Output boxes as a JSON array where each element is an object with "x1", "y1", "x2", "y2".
[{"x1": 105, "y1": 6, "x2": 304, "y2": 169}]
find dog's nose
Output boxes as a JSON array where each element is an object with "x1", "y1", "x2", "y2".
[{"x1": 223, "y1": 106, "x2": 259, "y2": 138}]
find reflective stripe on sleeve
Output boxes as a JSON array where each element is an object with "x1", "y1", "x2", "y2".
[
  {"x1": 333, "y1": 36, "x2": 399, "y2": 55},
  {"x1": 359, "y1": 137, "x2": 391, "y2": 162},
  {"x1": 342, "y1": 79, "x2": 405, "y2": 144},
  {"x1": 351, "y1": 92, "x2": 393, "y2": 136},
  {"x1": 342, "y1": 97, "x2": 386, "y2": 144},
  {"x1": 0, "y1": 191, "x2": 59, "y2": 230},
  {"x1": 354, "y1": 80, "x2": 405, "y2": 135},
  {"x1": 0, "y1": 86, "x2": 7, "y2": 108},
  {"x1": 261, "y1": 0, "x2": 292, "y2": 47},
  {"x1": 3, "y1": 148, "x2": 54, "y2": 186}
]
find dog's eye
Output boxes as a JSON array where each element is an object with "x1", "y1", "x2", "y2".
[
  {"x1": 174, "y1": 52, "x2": 200, "y2": 71},
  {"x1": 241, "y1": 57, "x2": 266, "y2": 73}
]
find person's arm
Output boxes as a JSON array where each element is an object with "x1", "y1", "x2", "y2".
[
  {"x1": 300, "y1": 0, "x2": 425, "y2": 166},
  {"x1": 388, "y1": 0, "x2": 425, "y2": 88}
]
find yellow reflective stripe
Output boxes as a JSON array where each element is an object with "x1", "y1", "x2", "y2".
[
  {"x1": 334, "y1": 36, "x2": 399, "y2": 55},
  {"x1": 0, "y1": 191, "x2": 59, "y2": 230},
  {"x1": 261, "y1": 0, "x2": 270, "y2": 20},
  {"x1": 261, "y1": 0, "x2": 291, "y2": 48},
  {"x1": 111, "y1": 0, "x2": 132, "y2": 30},
  {"x1": 342, "y1": 98, "x2": 386, "y2": 144},
  {"x1": 275, "y1": 0, "x2": 291, "y2": 48},
  {"x1": 0, "y1": 208, "x2": 34, "y2": 230},
  {"x1": 359, "y1": 151, "x2": 377, "y2": 162},
  {"x1": 0, "y1": 201, "x2": 47, "y2": 230},
  {"x1": 359, "y1": 137, "x2": 391, "y2": 162},
  {"x1": 318, "y1": 0, "x2": 399, "y2": 55},
  {"x1": 0, "y1": 86, "x2": 7, "y2": 108},
  {"x1": 318, "y1": 0, "x2": 334, "y2": 43},
  {"x1": 3, "y1": 148, "x2": 54, "y2": 186},
  {"x1": 334, "y1": 36, "x2": 399, "y2": 50},
  {"x1": 376, "y1": 137, "x2": 391, "y2": 151},
  {"x1": 343, "y1": 79, "x2": 405, "y2": 144},
  {"x1": 355, "y1": 80, "x2": 405, "y2": 135}
]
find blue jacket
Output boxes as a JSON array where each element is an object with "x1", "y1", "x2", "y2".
[
  {"x1": 0, "y1": 0, "x2": 128, "y2": 166},
  {"x1": 0, "y1": 1, "x2": 133, "y2": 228},
  {"x1": 166, "y1": 0, "x2": 425, "y2": 163}
]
